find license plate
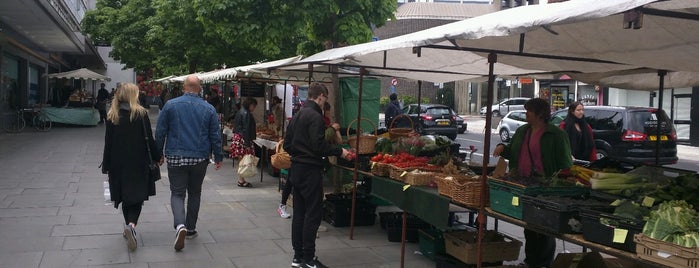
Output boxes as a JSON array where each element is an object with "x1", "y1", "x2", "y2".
[
  {"x1": 437, "y1": 121, "x2": 450, "y2": 125},
  {"x1": 649, "y1": 135, "x2": 668, "y2": 141}
]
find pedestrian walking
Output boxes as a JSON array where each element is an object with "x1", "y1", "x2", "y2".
[
  {"x1": 96, "y1": 83, "x2": 110, "y2": 123},
  {"x1": 230, "y1": 97, "x2": 257, "y2": 188},
  {"x1": 102, "y1": 83, "x2": 161, "y2": 251},
  {"x1": 283, "y1": 82, "x2": 352, "y2": 268},
  {"x1": 155, "y1": 75, "x2": 224, "y2": 251},
  {"x1": 560, "y1": 101, "x2": 597, "y2": 162}
]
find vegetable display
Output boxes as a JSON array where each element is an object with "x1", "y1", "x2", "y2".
[{"x1": 642, "y1": 200, "x2": 699, "y2": 248}]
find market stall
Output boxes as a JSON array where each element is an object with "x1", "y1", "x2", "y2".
[
  {"x1": 41, "y1": 107, "x2": 100, "y2": 126},
  {"x1": 45, "y1": 68, "x2": 110, "y2": 126}
]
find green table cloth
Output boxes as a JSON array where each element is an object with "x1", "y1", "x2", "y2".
[
  {"x1": 370, "y1": 176, "x2": 450, "y2": 229},
  {"x1": 43, "y1": 107, "x2": 100, "y2": 126}
]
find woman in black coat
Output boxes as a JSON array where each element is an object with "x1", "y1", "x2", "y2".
[{"x1": 102, "y1": 83, "x2": 161, "y2": 251}]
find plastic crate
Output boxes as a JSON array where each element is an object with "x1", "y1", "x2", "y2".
[
  {"x1": 322, "y1": 193, "x2": 376, "y2": 227},
  {"x1": 419, "y1": 228, "x2": 445, "y2": 261},
  {"x1": 521, "y1": 195, "x2": 611, "y2": 234},
  {"x1": 379, "y1": 212, "x2": 430, "y2": 242},
  {"x1": 444, "y1": 229, "x2": 521, "y2": 264},
  {"x1": 487, "y1": 178, "x2": 589, "y2": 220},
  {"x1": 635, "y1": 233, "x2": 699, "y2": 268},
  {"x1": 580, "y1": 206, "x2": 645, "y2": 253}
]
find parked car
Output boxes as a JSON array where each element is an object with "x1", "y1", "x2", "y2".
[
  {"x1": 496, "y1": 110, "x2": 527, "y2": 142},
  {"x1": 402, "y1": 104, "x2": 458, "y2": 140},
  {"x1": 451, "y1": 110, "x2": 468, "y2": 134},
  {"x1": 550, "y1": 106, "x2": 678, "y2": 165},
  {"x1": 480, "y1": 97, "x2": 530, "y2": 117}
]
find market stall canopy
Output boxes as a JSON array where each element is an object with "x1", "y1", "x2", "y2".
[
  {"x1": 570, "y1": 69, "x2": 699, "y2": 91},
  {"x1": 153, "y1": 75, "x2": 177, "y2": 83},
  {"x1": 46, "y1": 68, "x2": 111, "y2": 81},
  {"x1": 278, "y1": 0, "x2": 699, "y2": 89},
  {"x1": 199, "y1": 56, "x2": 305, "y2": 83}
]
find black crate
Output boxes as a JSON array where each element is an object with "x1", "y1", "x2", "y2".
[
  {"x1": 521, "y1": 195, "x2": 611, "y2": 234},
  {"x1": 322, "y1": 193, "x2": 376, "y2": 227},
  {"x1": 580, "y1": 206, "x2": 645, "y2": 253},
  {"x1": 379, "y1": 212, "x2": 431, "y2": 243}
]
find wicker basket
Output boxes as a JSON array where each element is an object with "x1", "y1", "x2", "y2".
[
  {"x1": 388, "y1": 114, "x2": 414, "y2": 140},
  {"x1": 389, "y1": 165, "x2": 419, "y2": 181},
  {"x1": 371, "y1": 161, "x2": 390, "y2": 177},
  {"x1": 346, "y1": 118, "x2": 378, "y2": 154},
  {"x1": 270, "y1": 139, "x2": 291, "y2": 169},
  {"x1": 403, "y1": 170, "x2": 436, "y2": 186},
  {"x1": 450, "y1": 175, "x2": 485, "y2": 208},
  {"x1": 435, "y1": 175, "x2": 454, "y2": 198}
]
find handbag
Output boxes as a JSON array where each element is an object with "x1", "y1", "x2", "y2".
[
  {"x1": 238, "y1": 154, "x2": 259, "y2": 178},
  {"x1": 142, "y1": 117, "x2": 161, "y2": 182}
]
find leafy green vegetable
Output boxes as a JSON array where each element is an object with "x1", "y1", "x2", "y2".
[{"x1": 642, "y1": 200, "x2": 699, "y2": 247}]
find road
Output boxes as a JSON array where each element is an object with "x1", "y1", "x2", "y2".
[{"x1": 452, "y1": 126, "x2": 699, "y2": 173}]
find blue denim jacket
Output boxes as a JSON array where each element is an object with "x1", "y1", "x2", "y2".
[{"x1": 155, "y1": 93, "x2": 223, "y2": 162}]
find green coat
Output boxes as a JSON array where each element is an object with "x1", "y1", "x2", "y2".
[{"x1": 500, "y1": 123, "x2": 572, "y2": 177}]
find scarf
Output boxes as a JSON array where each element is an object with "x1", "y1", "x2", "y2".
[{"x1": 564, "y1": 116, "x2": 593, "y2": 161}]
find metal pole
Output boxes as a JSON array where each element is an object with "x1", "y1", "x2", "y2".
[
  {"x1": 282, "y1": 80, "x2": 288, "y2": 137},
  {"x1": 655, "y1": 70, "x2": 667, "y2": 165},
  {"x1": 478, "y1": 52, "x2": 498, "y2": 268},
  {"x1": 350, "y1": 67, "x2": 365, "y2": 241}
]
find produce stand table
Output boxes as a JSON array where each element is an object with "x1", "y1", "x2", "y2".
[
  {"x1": 370, "y1": 175, "x2": 451, "y2": 230},
  {"x1": 42, "y1": 107, "x2": 99, "y2": 126},
  {"x1": 485, "y1": 208, "x2": 665, "y2": 267},
  {"x1": 253, "y1": 138, "x2": 278, "y2": 182}
]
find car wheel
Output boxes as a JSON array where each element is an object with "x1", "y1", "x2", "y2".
[
  {"x1": 595, "y1": 149, "x2": 608, "y2": 160},
  {"x1": 458, "y1": 126, "x2": 466, "y2": 134},
  {"x1": 447, "y1": 134, "x2": 457, "y2": 140},
  {"x1": 499, "y1": 129, "x2": 510, "y2": 142},
  {"x1": 492, "y1": 110, "x2": 501, "y2": 117}
]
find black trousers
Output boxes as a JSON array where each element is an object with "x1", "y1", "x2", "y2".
[
  {"x1": 524, "y1": 228, "x2": 556, "y2": 268},
  {"x1": 289, "y1": 162, "x2": 323, "y2": 263},
  {"x1": 281, "y1": 171, "x2": 293, "y2": 205},
  {"x1": 122, "y1": 201, "x2": 144, "y2": 225}
]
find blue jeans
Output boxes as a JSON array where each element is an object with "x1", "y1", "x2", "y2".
[{"x1": 168, "y1": 161, "x2": 208, "y2": 230}]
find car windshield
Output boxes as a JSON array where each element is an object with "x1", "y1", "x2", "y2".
[
  {"x1": 628, "y1": 109, "x2": 674, "y2": 133},
  {"x1": 427, "y1": 108, "x2": 451, "y2": 115}
]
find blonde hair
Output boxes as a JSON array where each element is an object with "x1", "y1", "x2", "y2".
[{"x1": 107, "y1": 83, "x2": 147, "y2": 125}]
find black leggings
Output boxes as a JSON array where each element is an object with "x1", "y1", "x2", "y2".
[
  {"x1": 122, "y1": 202, "x2": 144, "y2": 225},
  {"x1": 281, "y1": 173, "x2": 293, "y2": 205}
]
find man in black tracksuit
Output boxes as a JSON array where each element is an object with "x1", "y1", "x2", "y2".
[{"x1": 283, "y1": 83, "x2": 350, "y2": 268}]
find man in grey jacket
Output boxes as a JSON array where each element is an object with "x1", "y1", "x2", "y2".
[{"x1": 155, "y1": 75, "x2": 223, "y2": 251}]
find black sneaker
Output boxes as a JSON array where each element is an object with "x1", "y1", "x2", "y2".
[
  {"x1": 186, "y1": 230, "x2": 198, "y2": 239},
  {"x1": 302, "y1": 257, "x2": 328, "y2": 268},
  {"x1": 291, "y1": 258, "x2": 302, "y2": 267}
]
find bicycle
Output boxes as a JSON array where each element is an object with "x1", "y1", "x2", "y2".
[{"x1": 1, "y1": 107, "x2": 52, "y2": 133}]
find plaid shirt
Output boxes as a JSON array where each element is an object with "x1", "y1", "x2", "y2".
[{"x1": 166, "y1": 155, "x2": 206, "y2": 167}]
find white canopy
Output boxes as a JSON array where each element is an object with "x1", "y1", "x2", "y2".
[
  {"x1": 198, "y1": 56, "x2": 306, "y2": 83},
  {"x1": 276, "y1": 0, "x2": 699, "y2": 90},
  {"x1": 46, "y1": 68, "x2": 111, "y2": 81},
  {"x1": 153, "y1": 75, "x2": 177, "y2": 83}
]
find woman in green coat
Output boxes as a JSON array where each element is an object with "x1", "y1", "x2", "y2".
[{"x1": 493, "y1": 98, "x2": 572, "y2": 267}]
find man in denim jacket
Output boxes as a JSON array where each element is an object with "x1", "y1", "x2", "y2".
[{"x1": 155, "y1": 75, "x2": 223, "y2": 251}]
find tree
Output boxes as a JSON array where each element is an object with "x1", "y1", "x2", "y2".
[{"x1": 82, "y1": 0, "x2": 396, "y2": 76}]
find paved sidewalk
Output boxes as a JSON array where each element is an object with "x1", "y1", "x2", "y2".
[{"x1": 0, "y1": 108, "x2": 440, "y2": 268}]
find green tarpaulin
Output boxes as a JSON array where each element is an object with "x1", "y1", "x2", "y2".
[
  {"x1": 42, "y1": 107, "x2": 100, "y2": 126},
  {"x1": 339, "y1": 77, "x2": 380, "y2": 135}
]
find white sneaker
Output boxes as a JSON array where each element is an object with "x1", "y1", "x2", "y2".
[
  {"x1": 278, "y1": 204, "x2": 291, "y2": 219},
  {"x1": 174, "y1": 224, "x2": 186, "y2": 251}
]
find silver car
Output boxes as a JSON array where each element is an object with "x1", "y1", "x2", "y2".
[
  {"x1": 480, "y1": 97, "x2": 530, "y2": 117},
  {"x1": 496, "y1": 110, "x2": 527, "y2": 142}
]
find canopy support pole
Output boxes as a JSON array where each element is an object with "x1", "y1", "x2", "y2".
[
  {"x1": 282, "y1": 80, "x2": 288, "y2": 138},
  {"x1": 655, "y1": 70, "x2": 667, "y2": 165},
  {"x1": 350, "y1": 67, "x2": 365, "y2": 241},
  {"x1": 478, "y1": 52, "x2": 498, "y2": 268}
]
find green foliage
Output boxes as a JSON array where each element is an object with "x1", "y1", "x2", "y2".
[
  {"x1": 379, "y1": 96, "x2": 389, "y2": 111},
  {"x1": 400, "y1": 96, "x2": 430, "y2": 106},
  {"x1": 82, "y1": 0, "x2": 396, "y2": 76}
]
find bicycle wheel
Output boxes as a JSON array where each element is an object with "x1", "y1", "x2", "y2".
[
  {"x1": 2, "y1": 113, "x2": 26, "y2": 133},
  {"x1": 33, "y1": 113, "x2": 52, "y2": 131}
]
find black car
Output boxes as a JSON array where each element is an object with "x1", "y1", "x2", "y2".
[
  {"x1": 402, "y1": 104, "x2": 458, "y2": 140},
  {"x1": 451, "y1": 110, "x2": 467, "y2": 134},
  {"x1": 551, "y1": 106, "x2": 678, "y2": 165}
]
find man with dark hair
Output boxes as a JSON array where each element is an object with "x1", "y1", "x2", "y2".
[
  {"x1": 283, "y1": 83, "x2": 352, "y2": 268},
  {"x1": 384, "y1": 93, "x2": 403, "y2": 128},
  {"x1": 96, "y1": 83, "x2": 110, "y2": 123},
  {"x1": 155, "y1": 75, "x2": 223, "y2": 251}
]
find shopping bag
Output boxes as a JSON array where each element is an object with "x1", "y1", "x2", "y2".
[{"x1": 238, "y1": 154, "x2": 259, "y2": 178}]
